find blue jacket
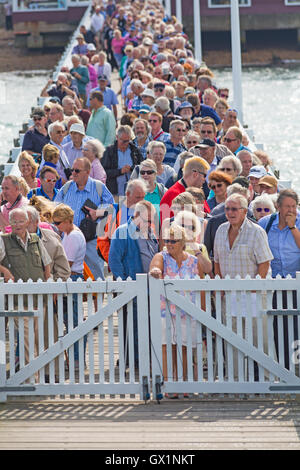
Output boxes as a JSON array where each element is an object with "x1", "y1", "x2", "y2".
[{"x1": 108, "y1": 219, "x2": 143, "y2": 280}]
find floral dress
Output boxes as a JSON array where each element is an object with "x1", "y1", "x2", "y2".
[{"x1": 161, "y1": 250, "x2": 199, "y2": 346}]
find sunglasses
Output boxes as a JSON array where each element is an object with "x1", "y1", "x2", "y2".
[
  {"x1": 43, "y1": 178, "x2": 57, "y2": 183},
  {"x1": 219, "y1": 167, "x2": 233, "y2": 172},
  {"x1": 53, "y1": 220, "x2": 63, "y2": 226},
  {"x1": 149, "y1": 119, "x2": 158, "y2": 123},
  {"x1": 176, "y1": 128, "x2": 185, "y2": 132},
  {"x1": 224, "y1": 137, "x2": 237, "y2": 143},
  {"x1": 225, "y1": 207, "x2": 243, "y2": 212},
  {"x1": 33, "y1": 117, "x2": 42, "y2": 121},
  {"x1": 192, "y1": 169, "x2": 207, "y2": 177},
  {"x1": 155, "y1": 88, "x2": 164, "y2": 92},
  {"x1": 140, "y1": 170, "x2": 155, "y2": 175},
  {"x1": 255, "y1": 207, "x2": 271, "y2": 213},
  {"x1": 164, "y1": 239, "x2": 179, "y2": 245},
  {"x1": 209, "y1": 183, "x2": 224, "y2": 190},
  {"x1": 187, "y1": 140, "x2": 198, "y2": 145},
  {"x1": 220, "y1": 93, "x2": 229, "y2": 99},
  {"x1": 71, "y1": 168, "x2": 83, "y2": 174}
]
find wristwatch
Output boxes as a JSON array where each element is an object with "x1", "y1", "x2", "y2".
[{"x1": 289, "y1": 226, "x2": 296, "y2": 230}]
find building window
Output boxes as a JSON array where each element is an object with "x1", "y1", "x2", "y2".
[
  {"x1": 208, "y1": 0, "x2": 251, "y2": 7},
  {"x1": 285, "y1": 0, "x2": 300, "y2": 5}
]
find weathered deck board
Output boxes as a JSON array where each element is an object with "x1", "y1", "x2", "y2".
[{"x1": 1, "y1": 399, "x2": 300, "y2": 450}]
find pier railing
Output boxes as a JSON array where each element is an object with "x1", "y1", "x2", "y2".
[{"x1": 1, "y1": 274, "x2": 300, "y2": 402}]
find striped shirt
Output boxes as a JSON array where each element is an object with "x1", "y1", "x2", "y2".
[
  {"x1": 163, "y1": 139, "x2": 186, "y2": 167},
  {"x1": 54, "y1": 177, "x2": 114, "y2": 228},
  {"x1": 214, "y1": 217, "x2": 273, "y2": 279}
]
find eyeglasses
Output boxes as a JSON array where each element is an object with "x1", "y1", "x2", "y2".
[
  {"x1": 224, "y1": 137, "x2": 237, "y2": 143},
  {"x1": 164, "y1": 239, "x2": 179, "y2": 245},
  {"x1": 192, "y1": 169, "x2": 207, "y2": 177},
  {"x1": 255, "y1": 207, "x2": 271, "y2": 213},
  {"x1": 71, "y1": 168, "x2": 83, "y2": 174},
  {"x1": 225, "y1": 207, "x2": 244, "y2": 212},
  {"x1": 140, "y1": 170, "x2": 155, "y2": 175},
  {"x1": 43, "y1": 178, "x2": 57, "y2": 183},
  {"x1": 209, "y1": 183, "x2": 224, "y2": 191},
  {"x1": 33, "y1": 117, "x2": 42, "y2": 121},
  {"x1": 176, "y1": 128, "x2": 185, "y2": 132},
  {"x1": 53, "y1": 220, "x2": 63, "y2": 226},
  {"x1": 219, "y1": 167, "x2": 233, "y2": 172}
]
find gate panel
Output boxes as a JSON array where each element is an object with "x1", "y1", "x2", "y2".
[
  {"x1": 149, "y1": 275, "x2": 300, "y2": 399},
  {"x1": 1, "y1": 275, "x2": 150, "y2": 401}
]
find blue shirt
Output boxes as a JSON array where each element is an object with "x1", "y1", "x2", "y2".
[
  {"x1": 27, "y1": 185, "x2": 58, "y2": 201},
  {"x1": 259, "y1": 212, "x2": 300, "y2": 278},
  {"x1": 54, "y1": 177, "x2": 114, "y2": 228},
  {"x1": 117, "y1": 147, "x2": 132, "y2": 196},
  {"x1": 163, "y1": 139, "x2": 186, "y2": 167},
  {"x1": 193, "y1": 104, "x2": 221, "y2": 126},
  {"x1": 86, "y1": 86, "x2": 119, "y2": 109}
]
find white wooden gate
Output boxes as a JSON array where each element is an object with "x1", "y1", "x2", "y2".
[
  {"x1": 0, "y1": 275, "x2": 150, "y2": 402},
  {"x1": 149, "y1": 274, "x2": 300, "y2": 399}
]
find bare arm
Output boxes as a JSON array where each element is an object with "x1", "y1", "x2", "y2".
[{"x1": 149, "y1": 253, "x2": 164, "y2": 278}]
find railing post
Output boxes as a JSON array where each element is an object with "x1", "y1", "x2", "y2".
[
  {"x1": 0, "y1": 279, "x2": 7, "y2": 402},
  {"x1": 148, "y1": 275, "x2": 164, "y2": 401}
]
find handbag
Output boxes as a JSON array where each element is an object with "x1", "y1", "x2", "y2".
[{"x1": 79, "y1": 216, "x2": 98, "y2": 242}]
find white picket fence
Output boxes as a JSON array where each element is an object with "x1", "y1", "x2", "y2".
[{"x1": 1, "y1": 273, "x2": 300, "y2": 402}]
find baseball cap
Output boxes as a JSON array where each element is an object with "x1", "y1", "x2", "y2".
[
  {"x1": 198, "y1": 139, "x2": 216, "y2": 148},
  {"x1": 139, "y1": 104, "x2": 151, "y2": 114},
  {"x1": 69, "y1": 123, "x2": 85, "y2": 136},
  {"x1": 31, "y1": 107, "x2": 45, "y2": 118},
  {"x1": 98, "y1": 74, "x2": 108, "y2": 81},
  {"x1": 258, "y1": 175, "x2": 278, "y2": 188},
  {"x1": 248, "y1": 165, "x2": 267, "y2": 179},
  {"x1": 176, "y1": 101, "x2": 194, "y2": 113}
]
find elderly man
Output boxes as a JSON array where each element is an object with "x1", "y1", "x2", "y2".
[
  {"x1": 86, "y1": 75, "x2": 119, "y2": 120},
  {"x1": 97, "y1": 179, "x2": 147, "y2": 263},
  {"x1": 101, "y1": 125, "x2": 143, "y2": 197},
  {"x1": 199, "y1": 117, "x2": 233, "y2": 160},
  {"x1": 0, "y1": 175, "x2": 28, "y2": 229},
  {"x1": 86, "y1": 90, "x2": 116, "y2": 148},
  {"x1": 154, "y1": 96, "x2": 174, "y2": 133},
  {"x1": 21, "y1": 107, "x2": 50, "y2": 158},
  {"x1": 132, "y1": 118, "x2": 151, "y2": 160},
  {"x1": 41, "y1": 73, "x2": 77, "y2": 103},
  {"x1": 214, "y1": 193, "x2": 273, "y2": 380},
  {"x1": 160, "y1": 155, "x2": 210, "y2": 222},
  {"x1": 237, "y1": 149, "x2": 254, "y2": 177},
  {"x1": 257, "y1": 175, "x2": 278, "y2": 195},
  {"x1": 163, "y1": 119, "x2": 186, "y2": 167},
  {"x1": 61, "y1": 96, "x2": 91, "y2": 128},
  {"x1": 0, "y1": 208, "x2": 52, "y2": 375},
  {"x1": 70, "y1": 54, "x2": 90, "y2": 105},
  {"x1": 259, "y1": 189, "x2": 300, "y2": 368},
  {"x1": 48, "y1": 103, "x2": 65, "y2": 124},
  {"x1": 141, "y1": 88, "x2": 155, "y2": 109},
  {"x1": 55, "y1": 157, "x2": 114, "y2": 280},
  {"x1": 214, "y1": 192, "x2": 272, "y2": 279},
  {"x1": 44, "y1": 121, "x2": 70, "y2": 182},
  {"x1": 223, "y1": 126, "x2": 250, "y2": 155},
  {"x1": 62, "y1": 122, "x2": 85, "y2": 167},
  {"x1": 26, "y1": 206, "x2": 71, "y2": 281},
  {"x1": 109, "y1": 200, "x2": 158, "y2": 367}
]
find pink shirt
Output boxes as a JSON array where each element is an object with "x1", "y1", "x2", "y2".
[
  {"x1": 1, "y1": 196, "x2": 28, "y2": 224},
  {"x1": 111, "y1": 37, "x2": 125, "y2": 55},
  {"x1": 90, "y1": 158, "x2": 107, "y2": 184}
]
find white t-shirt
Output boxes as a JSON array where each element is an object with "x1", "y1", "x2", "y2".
[{"x1": 62, "y1": 228, "x2": 86, "y2": 274}]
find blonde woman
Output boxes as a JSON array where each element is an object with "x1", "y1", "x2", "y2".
[{"x1": 18, "y1": 151, "x2": 40, "y2": 189}]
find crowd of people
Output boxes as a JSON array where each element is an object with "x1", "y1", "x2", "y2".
[{"x1": 3, "y1": 0, "x2": 300, "y2": 385}]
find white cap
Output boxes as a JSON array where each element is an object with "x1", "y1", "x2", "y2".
[
  {"x1": 69, "y1": 123, "x2": 85, "y2": 135},
  {"x1": 141, "y1": 88, "x2": 155, "y2": 99},
  {"x1": 87, "y1": 43, "x2": 96, "y2": 51}
]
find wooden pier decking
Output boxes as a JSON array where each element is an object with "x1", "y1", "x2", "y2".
[{"x1": 1, "y1": 397, "x2": 300, "y2": 450}]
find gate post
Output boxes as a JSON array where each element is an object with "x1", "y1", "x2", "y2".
[
  {"x1": 136, "y1": 274, "x2": 151, "y2": 400},
  {"x1": 148, "y1": 275, "x2": 164, "y2": 401},
  {"x1": 0, "y1": 279, "x2": 7, "y2": 402}
]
